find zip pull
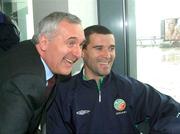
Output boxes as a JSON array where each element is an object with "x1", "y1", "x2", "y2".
[
  {"x1": 99, "y1": 90, "x2": 101, "y2": 102},
  {"x1": 177, "y1": 112, "x2": 180, "y2": 118},
  {"x1": 97, "y1": 77, "x2": 103, "y2": 103}
]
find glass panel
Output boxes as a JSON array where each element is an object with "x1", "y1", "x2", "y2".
[
  {"x1": 136, "y1": 0, "x2": 180, "y2": 102},
  {"x1": 1, "y1": 0, "x2": 34, "y2": 41}
]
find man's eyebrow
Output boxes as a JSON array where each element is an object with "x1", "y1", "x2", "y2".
[
  {"x1": 93, "y1": 44, "x2": 103, "y2": 47},
  {"x1": 110, "y1": 44, "x2": 115, "y2": 47},
  {"x1": 92, "y1": 44, "x2": 103, "y2": 48},
  {"x1": 66, "y1": 37, "x2": 77, "y2": 40},
  {"x1": 92, "y1": 44, "x2": 115, "y2": 48},
  {"x1": 66, "y1": 37, "x2": 86, "y2": 43}
]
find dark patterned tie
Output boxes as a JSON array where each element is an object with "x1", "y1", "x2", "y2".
[
  {"x1": 45, "y1": 75, "x2": 56, "y2": 98},
  {"x1": 36, "y1": 75, "x2": 56, "y2": 134}
]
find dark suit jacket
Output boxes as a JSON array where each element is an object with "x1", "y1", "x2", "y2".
[
  {"x1": 0, "y1": 40, "x2": 47, "y2": 134},
  {"x1": 0, "y1": 48, "x2": 5, "y2": 56}
]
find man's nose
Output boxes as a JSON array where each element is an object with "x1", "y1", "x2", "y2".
[
  {"x1": 72, "y1": 45, "x2": 82, "y2": 58},
  {"x1": 102, "y1": 49, "x2": 111, "y2": 58}
]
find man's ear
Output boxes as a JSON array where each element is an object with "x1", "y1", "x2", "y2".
[{"x1": 38, "y1": 34, "x2": 49, "y2": 51}]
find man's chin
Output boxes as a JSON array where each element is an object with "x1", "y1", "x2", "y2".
[
  {"x1": 99, "y1": 71, "x2": 110, "y2": 76},
  {"x1": 61, "y1": 71, "x2": 71, "y2": 76},
  {"x1": 56, "y1": 69, "x2": 72, "y2": 76}
]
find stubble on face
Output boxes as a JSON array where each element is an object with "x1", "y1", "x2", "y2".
[
  {"x1": 83, "y1": 33, "x2": 115, "y2": 79},
  {"x1": 84, "y1": 53, "x2": 114, "y2": 78}
]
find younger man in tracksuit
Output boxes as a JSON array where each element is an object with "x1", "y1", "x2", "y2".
[{"x1": 47, "y1": 25, "x2": 180, "y2": 134}]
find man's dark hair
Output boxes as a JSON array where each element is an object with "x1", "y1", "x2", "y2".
[
  {"x1": 0, "y1": 11, "x2": 20, "y2": 52},
  {"x1": 83, "y1": 25, "x2": 113, "y2": 49}
]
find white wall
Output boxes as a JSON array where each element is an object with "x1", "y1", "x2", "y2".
[
  {"x1": 68, "y1": 0, "x2": 98, "y2": 28},
  {"x1": 32, "y1": 0, "x2": 68, "y2": 34}
]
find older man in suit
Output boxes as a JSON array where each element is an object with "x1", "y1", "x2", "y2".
[{"x1": 0, "y1": 11, "x2": 85, "y2": 134}]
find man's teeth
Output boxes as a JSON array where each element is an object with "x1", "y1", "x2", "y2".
[
  {"x1": 66, "y1": 58, "x2": 73, "y2": 64},
  {"x1": 99, "y1": 62, "x2": 108, "y2": 65}
]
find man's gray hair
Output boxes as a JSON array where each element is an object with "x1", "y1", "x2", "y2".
[{"x1": 32, "y1": 11, "x2": 81, "y2": 43}]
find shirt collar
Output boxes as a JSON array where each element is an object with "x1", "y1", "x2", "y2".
[
  {"x1": 82, "y1": 68, "x2": 104, "y2": 91},
  {"x1": 82, "y1": 68, "x2": 104, "y2": 81},
  {"x1": 41, "y1": 58, "x2": 53, "y2": 81}
]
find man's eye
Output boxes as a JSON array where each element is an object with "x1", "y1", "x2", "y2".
[
  {"x1": 95, "y1": 47, "x2": 102, "y2": 50},
  {"x1": 109, "y1": 47, "x2": 115, "y2": 51},
  {"x1": 66, "y1": 40, "x2": 76, "y2": 47}
]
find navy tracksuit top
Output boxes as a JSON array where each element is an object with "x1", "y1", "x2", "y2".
[{"x1": 47, "y1": 70, "x2": 180, "y2": 134}]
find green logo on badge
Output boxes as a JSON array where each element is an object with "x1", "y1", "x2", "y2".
[{"x1": 114, "y1": 99, "x2": 126, "y2": 111}]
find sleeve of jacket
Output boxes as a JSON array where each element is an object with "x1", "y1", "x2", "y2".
[
  {"x1": 130, "y1": 79, "x2": 180, "y2": 133},
  {"x1": 47, "y1": 82, "x2": 73, "y2": 134},
  {"x1": 0, "y1": 75, "x2": 45, "y2": 134}
]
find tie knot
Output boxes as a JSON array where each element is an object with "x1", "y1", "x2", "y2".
[
  {"x1": 46, "y1": 75, "x2": 56, "y2": 98},
  {"x1": 48, "y1": 75, "x2": 56, "y2": 86}
]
